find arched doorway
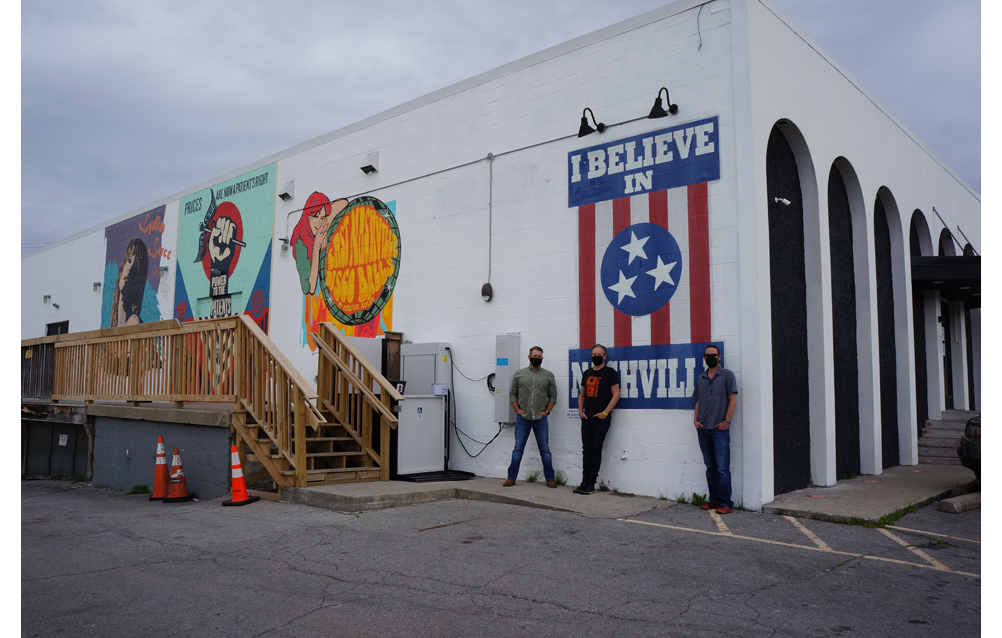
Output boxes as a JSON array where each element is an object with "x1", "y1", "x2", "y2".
[
  {"x1": 766, "y1": 123, "x2": 814, "y2": 494},
  {"x1": 910, "y1": 211, "x2": 933, "y2": 440},
  {"x1": 827, "y1": 163, "x2": 860, "y2": 479},
  {"x1": 874, "y1": 193, "x2": 899, "y2": 468}
]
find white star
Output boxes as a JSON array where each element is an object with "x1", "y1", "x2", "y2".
[
  {"x1": 646, "y1": 256, "x2": 678, "y2": 290},
  {"x1": 620, "y1": 231, "x2": 649, "y2": 265},
  {"x1": 608, "y1": 270, "x2": 638, "y2": 304}
]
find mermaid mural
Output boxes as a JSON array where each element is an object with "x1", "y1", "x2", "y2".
[{"x1": 291, "y1": 191, "x2": 400, "y2": 349}]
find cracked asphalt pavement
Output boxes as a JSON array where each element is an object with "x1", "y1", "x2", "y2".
[{"x1": 22, "y1": 480, "x2": 979, "y2": 637}]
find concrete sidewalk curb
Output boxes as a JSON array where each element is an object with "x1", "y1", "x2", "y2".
[
  {"x1": 281, "y1": 486, "x2": 459, "y2": 513},
  {"x1": 761, "y1": 465, "x2": 975, "y2": 524},
  {"x1": 937, "y1": 492, "x2": 981, "y2": 513},
  {"x1": 280, "y1": 484, "x2": 609, "y2": 516},
  {"x1": 764, "y1": 487, "x2": 953, "y2": 525},
  {"x1": 279, "y1": 477, "x2": 667, "y2": 518}
]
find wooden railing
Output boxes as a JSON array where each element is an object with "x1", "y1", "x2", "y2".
[
  {"x1": 312, "y1": 322, "x2": 404, "y2": 482},
  {"x1": 21, "y1": 315, "x2": 402, "y2": 487}
]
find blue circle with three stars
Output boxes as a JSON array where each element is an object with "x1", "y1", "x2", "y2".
[{"x1": 600, "y1": 222, "x2": 683, "y2": 316}]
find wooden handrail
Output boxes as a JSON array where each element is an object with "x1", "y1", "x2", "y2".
[
  {"x1": 311, "y1": 330, "x2": 398, "y2": 426},
  {"x1": 238, "y1": 314, "x2": 317, "y2": 401},
  {"x1": 318, "y1": 322, "x2": 404, "y2": 402}
]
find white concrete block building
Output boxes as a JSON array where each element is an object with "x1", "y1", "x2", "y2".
[{"x1": 21, "y1": 0, "x2": 980, "y2": 508}]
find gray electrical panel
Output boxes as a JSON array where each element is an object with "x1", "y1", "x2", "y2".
[{"x1": 494, "y1": 333, "x2": 521, "y2": 423}]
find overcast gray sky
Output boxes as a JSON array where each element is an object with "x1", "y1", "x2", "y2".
[{"x1": 21, "y1": 0, "x2": 981, "y2": 253}]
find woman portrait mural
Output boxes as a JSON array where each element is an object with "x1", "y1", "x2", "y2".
[
  {"x1": 101, "y1": 205, "x2": 167, "y2": 328},
  {"x1": 292, "y1": 191, "x2": 400, "y2": 350},
  {"x1": 110, "y1": 238, "x2": 149, "y2": 327}
]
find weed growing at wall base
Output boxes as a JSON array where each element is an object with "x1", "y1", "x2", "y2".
[{"x1": 126, "y1": 485, "x2": 150, "y2": 495}]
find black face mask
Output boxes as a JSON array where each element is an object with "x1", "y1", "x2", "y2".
[
  {"x1": 592, "y1": 355, "x2": 604, "y2": 366},
  {"x1": 704, "y1": 355, "x2": 719, "y2": 368},
  {"x1": 529, "y1": 357, "x2": 543, "y2": 368}
]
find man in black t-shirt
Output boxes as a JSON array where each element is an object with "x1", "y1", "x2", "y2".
[{"x1": 575, "y1": 344, "x2": 620, "y2": 494}]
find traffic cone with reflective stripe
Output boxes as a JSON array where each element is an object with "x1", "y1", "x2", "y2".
[
  {"x1": 149, "y1": 436, "x2": 170, "y2": 501},
  {"x1": 163, "y1": 447, "x2": 194, "y2": 503},
  {"x1": 222, "y1": 445, "x2": 259, "y2": 506}
]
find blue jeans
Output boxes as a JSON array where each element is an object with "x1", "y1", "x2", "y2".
[
  {"x1": 697, "y1": 427, "x2": 732, "y2": 508},
  {"x1": 507, "y1": 414, "x2": 555, "y2": 481}
]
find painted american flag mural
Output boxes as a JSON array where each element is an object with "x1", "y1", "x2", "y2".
[{"x1": 568, "y1": 117, "x2": 722, "y2": 410}]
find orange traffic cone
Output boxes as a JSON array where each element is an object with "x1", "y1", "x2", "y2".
[
  {"x1": 222, "y1": 445, "x2": 259, "y2": 506},
  {"x1": 162, "y1": 447, "x2": 194, "y2": 503},
  {"x1": 149, "y1": 436, "x2": 170, "y2": 501}
]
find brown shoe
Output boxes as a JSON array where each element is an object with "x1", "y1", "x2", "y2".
[
  {"x1": 503, "y1": 479, "x2": 516, "y2": 487},
  {"x1": 546, "y1": 480, "x2": 557, "y2": 488}
]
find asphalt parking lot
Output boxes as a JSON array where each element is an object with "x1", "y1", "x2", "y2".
[{"x1": 22, "y1": 480, "x2": 979, "y2": 637}]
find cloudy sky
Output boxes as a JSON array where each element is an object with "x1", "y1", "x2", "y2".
[{"x1": 21, "y1": 0, "x2": 981, "y2": 253}]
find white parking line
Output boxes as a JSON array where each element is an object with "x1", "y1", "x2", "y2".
[
  {"x1": 877, "y1": 528, "x2": 950, "y2": 571},
  {"x1": 785, "y1": 516, "x2": 833, "y2": 552},
  {"x1": 885, "y1": 525, "x2": 980, "y2": 544},
  {"x1": 619, "y1": 518, "x2": 979, "y2": 579}
]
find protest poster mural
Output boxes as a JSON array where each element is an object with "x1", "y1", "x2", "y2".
[{"x1": 174, "y1": 164, "x2": 276, "y2": 332}]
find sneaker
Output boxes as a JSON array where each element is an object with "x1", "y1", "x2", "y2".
[
  {"x1": 715, "y1": 506, "x2": 733, "y2": 514},
  {"x1": 546, "y1": 480, "x2": 557, "y2": 488},
  {"x1": 573, "y1": 484, "x2": 586, "y2": 494},
  {"x1": 579, "y1": 483, "x2": 595, "y2": 495},
  {"x1": 503, "y1": 479, "x2": 516, "y2": 487},
  {"x1": 700, "y1": 503, "x2": 719, "y2": 510}
]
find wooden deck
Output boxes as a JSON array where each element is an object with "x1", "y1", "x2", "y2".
[{"x1": 22, "y1": 317, "x2": 403, "y2": 488}]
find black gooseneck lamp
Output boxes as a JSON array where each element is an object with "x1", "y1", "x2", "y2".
[
  {"x1": 578, "y1": 108, "x2": 606, "y2": 137},
  {"x1": 648, "y1": 87, "x2": 679, "y2": 118}
]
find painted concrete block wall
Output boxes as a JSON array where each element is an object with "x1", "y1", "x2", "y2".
[
  {"x1": 265, "y1": 0, "x2": 741, "y2": 502},
  {"x1": 21, "y1": 229, "x2": 107, "y2": 339},
  {"x1": 92, "y1": 417, "x2": 231, "y2": 498}
]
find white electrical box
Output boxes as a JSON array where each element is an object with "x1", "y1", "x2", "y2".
[
  {"x1": 400, "y1": 342, "x2": 452, "y2": 395},
  {"x1": 494, "y1": 333, "x2": 521, "y2": 423}
]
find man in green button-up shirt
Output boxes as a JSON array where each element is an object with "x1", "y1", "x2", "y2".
[{"x1": 504, "y1": 346, "x2": 558, "y2": 488}]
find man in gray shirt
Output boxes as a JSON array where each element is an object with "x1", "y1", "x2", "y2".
[
  {"x1": 505, "y1": 346, "x2": 558, "y2": 488},
  {"x1": 692, "y1": 344, "x2": 738, "y2": 514}
]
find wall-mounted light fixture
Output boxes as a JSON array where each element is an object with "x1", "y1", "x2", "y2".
[
  {"x1": 159, "y1": 266, "x2": 169, "y2": 277},
  {"x1": 481, "y1": 282, "x2": 493, "y2": 302},
  {"x1": 279, "y1": 238, "x2": 289, "y2": 257},
  {"x1": 93, "y1": 282, "x2": 101, "y2": 291},
  {"x1": 278, "y1": 181, "x2": 295, "y2": 201},
  {"x1": 648, "y1": 87, "x2": 679, "y2": 118},
  {"x1": 43, "y1": 295, "x2": 51, "y2": 304},
  {"x1": 360, "y1": 151, "x2": 380, "y2": 174},
  {"x1": 52, "y1": 303, "x2": 60, "y2": 309},
  {"x1": 578, "y1": 108, "x2": 606, "y2": 137}
]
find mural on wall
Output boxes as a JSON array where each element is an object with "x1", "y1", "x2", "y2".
[
  {"x1": 101, "y1": 206, "x2": 169, "y2": 328},
  {"x1": 174, "y1": 164, "x2": 276, "y2": 332},
  {"x1": 292, "y1": 192, "x2": 399, "y2": 349},
  {"x1": 566, "y1": 117, "x2": 721, "y2": 409}
]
